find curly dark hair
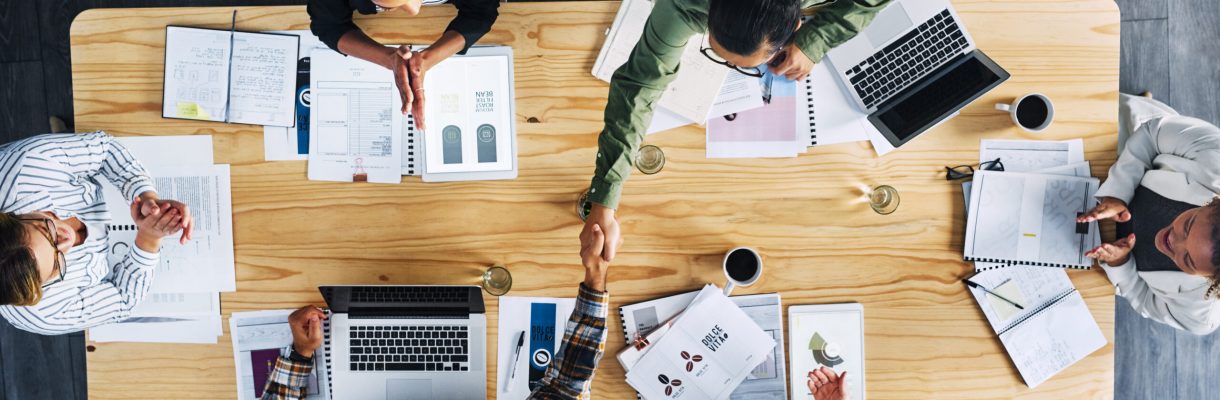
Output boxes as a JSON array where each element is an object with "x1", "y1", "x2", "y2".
[
  {"x1": 1208, "y1": 202, "x2": 1220, "y2": 299},
  {"x1": 0, "y1": 212, "x2": 42, "y2": 306}
]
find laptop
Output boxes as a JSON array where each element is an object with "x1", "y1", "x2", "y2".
[
  {"x1": 824, "y1": 0, "x2": 1010, "y2": 148},
  {"x1": 320, "y1": 285, "x2": 487, "y2": 399}
]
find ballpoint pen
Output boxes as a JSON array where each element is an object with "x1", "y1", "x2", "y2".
[
  {"x1": 504, "y1": 330, "x2": 526, "y2": 392},
  {"x1": 963, "y1": 279, "x2": 1024, "y2": 310}
]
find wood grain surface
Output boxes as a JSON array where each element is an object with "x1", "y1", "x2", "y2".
[{"x1": 70, "y1": 1, "x2": 1121, "y2": 398}]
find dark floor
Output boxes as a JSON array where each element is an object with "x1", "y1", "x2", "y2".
[{"x1": 1, "y1": 0, "x2": 1219, "y2": 399}]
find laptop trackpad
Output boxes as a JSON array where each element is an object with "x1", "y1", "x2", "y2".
[
  {"x1": 387, "y1": 379, "x2": 433, "y2": 400},
  {"x1": 866, "y1": 2, "x2": 914, "y2": 48}
]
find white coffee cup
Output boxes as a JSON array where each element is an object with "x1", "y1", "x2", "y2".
[
  {"x1": 995, "y1": 93, "x2": 1054, "y2": 132},
  {"x1": 722, "y1": 247, "x2": 763, "y2": 296}
]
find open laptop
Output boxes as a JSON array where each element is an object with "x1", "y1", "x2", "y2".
[
  {"x1": 825, "y1": 0, "x2": 1010, "y2": 148},
  {"x1": 320, "y1": 285, "x2": 487, "y2": 399}
]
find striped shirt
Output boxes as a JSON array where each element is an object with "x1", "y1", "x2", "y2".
[{"x1": 0, "y1": 132, "x2": 160, "y2": 335}]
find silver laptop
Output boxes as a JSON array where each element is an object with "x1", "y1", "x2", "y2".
[
  {"x1": 320, "y1": 285, "x2": 486, "y2": 400},
  {"x1": 825, "y1": 0, "x2": 1009, "y2": 147}
]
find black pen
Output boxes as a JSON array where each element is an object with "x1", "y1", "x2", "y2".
[{"x1": 964, "y1": 279, "x2": 1024, "y2": 310}]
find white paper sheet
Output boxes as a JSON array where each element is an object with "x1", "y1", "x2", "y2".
[
  {"x1": 963, "y1": 171, "x2": 1100, "y2": 268},
  {"x1": 805, "y1": 62, "x2": 871, "y2": 147},
  {"x1": 89, "y1": 314, "x2": 222, "y2": 344},
  {"x1": 227, "y1": 31, "x2": 299, "y2": 127},
  {"x1": 495, "y1": 297, "x2": 577, "y2": 398},
  {"x1": 979, "y1": 139, "x2": 1085, "y2": 172},
  {"x1": 163, "y1": 27, "x2": 232, "y2": 122},
  {"x1": 264, "y1": 31, "x2": 325, "y2": 161},
  {"x1": 421, "y1": 54, "x2": 515, "y2": 174},
  {"x1": 308, "y1": 49, "x2": 403, "y2": 183},
  {"x1": 117, "y1": 135, "x2": 214, "y2": 166},
  {"x1": 230, "y1": 310, "x2": 330, "y2": 400}
]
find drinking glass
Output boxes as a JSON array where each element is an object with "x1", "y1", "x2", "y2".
[
  {"x1": 636, "y1": 145, "x2": 665, "y2": 175},
  {"x1": 869, "y1": 185, "x2": 900, "y2": 215},
  {"x1": 481, "y1": 265, "x2": 512, "y2": 296}
]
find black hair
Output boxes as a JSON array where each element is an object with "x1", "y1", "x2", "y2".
[
  {"x1": 707, "y1": 0, "x2": 801, "y2": 57},
  {"x1": 1208, "y1": 203, "x2": 1220, "y2": 298}
]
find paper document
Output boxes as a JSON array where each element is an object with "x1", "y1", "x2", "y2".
[
  {"x1": 89, "y1": 314, "x2": 222, "y2": 343},
  {"x1": 308, "y1": 49, "x2": 403, "y2": 183},
  {"x1": 979, "y1": 139, "x2": 1085, "y2": 172},
  {"x1": 706, "y1": 71, "x2": 802, "y2": 158},
  {"x1": 805, "y1": 62, "x2": 871, "y2": 147},
  {"x1": 162, "y1": 27, "x2": 299, "y2": 127},
  {"x1": 264, "y1": 31, "x2": 324, "y2": 161},
  {"x1": 788, "y1": 304, "x2": 865, "y2": 400},
  {"x1": 163, "y1": 27, "x2": 232, "y2": 122},
  {"x1": 964, "y1": 170, "x2": 1100, "y2": 269},
  {"x1": 228, "y1": 32, "x2": 300, "y2": 126},
  {"x1": 421, "y1": 54, "x2": 515, "y2": 174},
  {"x1": 966, "y1": 266, "x2": 1106, "y2": 388},
  {"x1": 231, "y1": 310, "x2": 331, "y2": 399},
  {"x1": 495, "y1": 297, "x2": 577, "y2": 398}
]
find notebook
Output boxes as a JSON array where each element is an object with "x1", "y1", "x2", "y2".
[
  {"x1": 965, "y1": 265, "x2": 1106, "y2": 388},
  {"x1": 963, "y1": 170, "x2": 1100, "y2": 269},
  {"x1": 592, "y1": 0, "x2": 728, "y2": 124},
  {"x1": 787, "y1": 303, "x2": 865, "y2": 400},
  {"x1": 307, "y1": 46, "x2": 517, "y2": 183},
  {"x1": 162, "y1": 25, "x2": 299, "y2": 127},
  {"x1": 618, "y1": 285, "x2": 776, "y2": 400},
  {"x1": 619, "y1": 291, "x2": 788, "y2": 400}
]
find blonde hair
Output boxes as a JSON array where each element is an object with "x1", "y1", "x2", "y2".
[{"x1": 0, "y1": 213, "x2": 43, "y2": 306}]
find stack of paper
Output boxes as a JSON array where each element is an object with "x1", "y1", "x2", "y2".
[
  {"x1": 89, "y1": 135, "x2": 235, "y2": 344},
  {"x1": 618, "y1": 285, "x2": 776, "y2": 400},
  {"x1": 495, "y1": 296, "x2": 578, "y2": 398},
  {"x1": 231, "y1": 310, "x2": 331, "y2": 400}
]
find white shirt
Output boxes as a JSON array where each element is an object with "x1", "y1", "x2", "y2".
[{"x1": 0, "y1": 132, "x2": 160, "y2": 335}]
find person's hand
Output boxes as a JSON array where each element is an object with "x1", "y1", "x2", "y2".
[
  {"x1": 407, "y1": 50, "x2": 429, "y2": 131},
  {"x1": 581, "y1": 223, "x2": 621, "y2": 291},
  {"x1": 388, "y1": 45, "x2": 416, "y2": 116},
  {"x1": 1078, "y1": 197, "x2": 1131, "y2": 223},
  {"x1": 288, "y1": 306, "x2": 328, "y2": 358},
  {"x1": 807, "y1": 367, "x2": 848, "y2": 400},
  {"x1": 769, "y1": 42, "x2": 814, "y2": 81},
  {"x1": 581, "y1": 204, "x2": 622, "y2": 262},
  {"x1": 1086, "y1": 233, "x2": 1136, "y2": 266},
  {"x1": 139, "y1": 194, "x2": 193, "y2": 244},
  {"x1": 129, "y1": 199, "x2": 180, "y2": 252}
]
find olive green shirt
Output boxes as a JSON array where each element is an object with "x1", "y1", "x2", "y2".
[{"x1": 587, "y1": 0, "x2": 891, "y2": 209}]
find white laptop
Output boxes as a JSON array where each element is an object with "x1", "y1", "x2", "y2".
[{"x1": 320, "y1": 285, "x2": 487, "y2": 399}]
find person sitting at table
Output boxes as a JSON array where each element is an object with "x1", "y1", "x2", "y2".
[
  {"x1": 259, "y1": 224, "x2": 621, "y2": 400},
  {"x1": 580, "y1": 0, "x2": 891, "y2": 264},
  {"x1": 0, "y1": 132, "x2": 193, "y2": 335},
  {"x1": 1079, "y1": 93, "x2": 1220, "y2": 335},
  {"x1": 308, "y1": 0, "x2": 500, "y2": 129}
]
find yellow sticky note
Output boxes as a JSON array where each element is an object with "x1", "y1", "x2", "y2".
[
  {"x1": 176, "y1": 102, "x2": 210, "y2": 120},
  {"x1": 989, "y1": 280, "x2": 1027, "y2": 322}
]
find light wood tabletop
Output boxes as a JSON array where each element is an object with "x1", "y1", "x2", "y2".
[{"x1": 70, "y1": 1, "x2": 1120, "y2": 398}]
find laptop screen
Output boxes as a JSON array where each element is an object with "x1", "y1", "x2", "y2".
[
  {"x1": 873, "y1": 52, "x2": 1008, "y2": 143},
  {"x1": 319, "y1": 286, "x2": 485, "y2": 317}
]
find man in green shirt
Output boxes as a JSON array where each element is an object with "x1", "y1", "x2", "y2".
[{"x1": 581, "y1": 0, "x2": 891, "y2": 260}]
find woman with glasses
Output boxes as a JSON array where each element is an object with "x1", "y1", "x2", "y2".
[
  {"x1": 308, "y1": 0, "x2": 500, "y2": 130},
  {"x1": 0, "y1": 132, "x2": 192, "y2": 335},
  {"x1": 1076, "y1": 94, "x2": 1220, "y2": 334},
  {"x1": 580, "y1": 0, "x2": 890, "y2": 265}
]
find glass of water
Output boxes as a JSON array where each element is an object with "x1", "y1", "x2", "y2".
[
  {"x1": 636, "y1": 145, "x2": 665, "y2": 175},
  {"x1": 576, "y1": 189, "x2": 593, "y2": 221},
  {"x1": 481, "y1": 265, "x2": 512, "y2": 296},
  {"x1": 869, "y1": 185, "x2": 900, "y2": 215}
]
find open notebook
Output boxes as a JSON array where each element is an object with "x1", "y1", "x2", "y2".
[
  {"x1": 964, "y1": 170, "x2": 1100, "y2": 269},
  {"x1": 308, "y1": 46, "x2": 517, "y2": 183},
  {"x1": 966, "y1": 266, "x2": 1105, "y2": 388},
  {"x1": 162, "y1": 26, "x2": 299, "y2": 127}
]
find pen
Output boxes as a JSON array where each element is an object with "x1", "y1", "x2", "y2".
[
  {"x1": 504, "y1": 330, "x2": 525, "y2": 392},
  {"x1": 963, "y1": 279, "x2": 1024, "y2": 310}
]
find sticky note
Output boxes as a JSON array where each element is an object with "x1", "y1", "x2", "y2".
[
  {"x1": 176, "y1": 102, "x2": 210, "y2": 120},
  {"x1": 989, "y1": 280, "x2": 1027, "y2": 322}
]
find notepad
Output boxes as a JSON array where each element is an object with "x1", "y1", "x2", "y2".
[
  {"x1": 963, "y1": 170, "x2": 1101, "y2": 269},
  {"x1": 965, "y1": 266, "x2": 1106, "y2": 388},
  {"x1": 162, "y1": 26, "x2": 299, "y2": 127}
]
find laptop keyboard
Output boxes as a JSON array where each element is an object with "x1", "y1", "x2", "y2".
[
  {"x1": 350, "y1": 286, "x2": 469, "y2": 303},
  {"x1": 348, "y1": 325, "x2": 470, "y2": 372},
  {"x1": 846, "y1": 9, "x2": 968, "y2": 109}
]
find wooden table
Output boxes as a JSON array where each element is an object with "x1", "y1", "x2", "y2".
[{"x1": 71, "y1": 1, "x2": 1121, "y2": 398}]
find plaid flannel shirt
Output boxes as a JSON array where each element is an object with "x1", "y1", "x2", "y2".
[
  {"x1": 260, "y1": 352, "x2": 314, "y2": 400},
  {"x1": 256, "y1": 284, "x2": 610, "y2": 400},
  {"x1": 528, "y1": 283, "x2": 611, "y2": 400}
]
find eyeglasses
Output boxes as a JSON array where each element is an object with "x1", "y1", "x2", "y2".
[
  {"x1": 699, "y1": 32, "x2": 794, "y2": 78},
  {"x1": 945, "y1": 158, "x2": 1005, "y2": 180},
  {"x1": 20, "y1": 217, "x2": 67, "y2": 288}
]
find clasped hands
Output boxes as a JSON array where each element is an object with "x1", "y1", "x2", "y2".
[
  {"x1": 131, "y1": 192, "x2": 194, "y2": 251},
  {"x1": 1079, "y1": 196, "x2": 1135, "y2": 265},
  {"x1": 388, "y1": 45, "x2": 429, "y2": 131}
]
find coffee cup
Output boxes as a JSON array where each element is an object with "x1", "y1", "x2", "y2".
[
  {"x1": 996, "y1": 93, "x2": 1054, "y2": 132},
  {"x1": 722, "y1": 247, "x2": 762, "y2": 296}
]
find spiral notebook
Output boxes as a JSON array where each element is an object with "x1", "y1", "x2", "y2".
[
  {"x1": 965, "y1": 266, "x2": 1105, "y2": 388},
  {"x1": 963, "y1": 170, "x2": 1100, "y2": 270}
]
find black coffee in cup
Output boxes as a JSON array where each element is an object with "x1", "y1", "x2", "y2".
[
  {"x1": 1016, "y1": 96, "x2": 1050, "y2": 129},
  {"x1": 726, "y1": 249, "x2": 760, "y2": 282}
]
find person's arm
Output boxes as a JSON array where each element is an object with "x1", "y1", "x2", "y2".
[
  {"x1": 793, "y1": 0, "x2": 891, "y2": 63},
  {"x1": 14, "y1": 132, "x2": 156, "y2": 202},
  {"x1": 261, "y1": 306, "x2": 327, "y2": 400},
  {"x1": 528, "y1": 284, "x2": 610, "y2": 399},
  {"x1": 1101, "y1": 257, "x2": 1220, "y2": 335},
  {"x1": 1097, "y1": 112, "x2": 1220, "y2": 203},
  {"x1": 444, "y1": 0, "x2": 499, "y2": 55}
]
